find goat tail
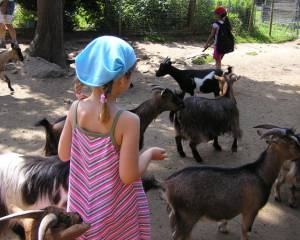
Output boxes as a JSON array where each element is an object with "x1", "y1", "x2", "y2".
[
  {"x1": 227, "y1": 66, "x2": 233, "y2": 74},
  {"x1": 35, "y1": 118, "x2": 52, "y2": 130},
  {"x1": 142, "y1": 175, "x2": 165, "y2": 192}
]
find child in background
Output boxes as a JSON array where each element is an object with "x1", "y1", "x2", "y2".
[
  {"x1": 203, "y1": 6, "x2": 234, "y2": 69},
  {"x1": 0, "y1": 0, "x2": 18, "y2": 48},
  {"x1": 58, "y1": 36, "x2": 167, "y2": 240}
]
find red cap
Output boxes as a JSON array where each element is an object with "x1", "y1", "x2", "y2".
[{"x1": 214, "y1": 6, "x2": 227, "y2": 15}]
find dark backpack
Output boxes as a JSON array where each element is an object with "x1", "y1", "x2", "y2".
[{"x1": 216, "y1": 21, "x2": 235, "y2": 54}]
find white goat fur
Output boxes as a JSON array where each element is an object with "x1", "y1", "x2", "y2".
[{"x1": 0, "y1": 153, "x2": 67, "y2": 211}]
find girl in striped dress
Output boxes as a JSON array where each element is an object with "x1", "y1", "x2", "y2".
[{"x1": 58, "y1": 36, "x2": 167, "y2": 240}]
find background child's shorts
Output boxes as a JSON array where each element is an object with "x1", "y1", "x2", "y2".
[
  {"x1": 213, "y1": 46, "x2": 224, "y2": 61},
  {"x1": 0, "y1": 1, "x2": 15, "y2": 24}
]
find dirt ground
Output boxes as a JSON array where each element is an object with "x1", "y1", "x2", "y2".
[{"x1": 1, "y1": 39, "x2": 300, "y2": 240}]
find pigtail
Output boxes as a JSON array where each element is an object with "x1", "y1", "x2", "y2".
[{"x1": 99, "y1": 81, "x2": 113, "y2": 123}]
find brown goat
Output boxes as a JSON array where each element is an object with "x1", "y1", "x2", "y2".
[
  {"x1": 0, "y1": 43, "x2": 24, "y2": 92},
  {"x1": 0, "y1": 205, "x2": 89, "y2": 240},
  {"x1": 273, "y1": 159, "x2": 300, "y2": 208},
  {"x1": 158, "y1": 125, "x2": 300, "y2": 240}
]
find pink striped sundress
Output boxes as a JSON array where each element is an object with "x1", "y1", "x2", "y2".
[{"x1": 68, "y1": 102, "x2": 151, "y2": 240}]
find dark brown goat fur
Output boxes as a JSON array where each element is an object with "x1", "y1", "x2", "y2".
[
  {"x1": 170, "y1": 70, "x2": 241, "y2": 162},
  {"x1": 159, "y1": 126, "x2": 300, "y2": 240}
]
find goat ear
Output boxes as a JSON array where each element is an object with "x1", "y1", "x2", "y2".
[
  {"x1": 161, "y1": 89, "x2": 167, "y2": 97},
  {"x1": 256, "y1": 130, "x2": 262, "y2": 137}
]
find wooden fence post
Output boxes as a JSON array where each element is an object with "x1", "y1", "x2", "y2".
[
  {"x1": 269, "y1": 0, "x2": 275, "y2": 36},
  {"x1": 248, "y1": 0, "x2": 256, "y2": 32}
]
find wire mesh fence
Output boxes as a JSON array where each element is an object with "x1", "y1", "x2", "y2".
[{"x1": 117, "y1": 0, "x2": 300, "y2": 38}]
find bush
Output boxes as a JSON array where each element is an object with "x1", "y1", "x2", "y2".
[{"x1": 192, "y1": 54, "x2": 213, "y2": 65}]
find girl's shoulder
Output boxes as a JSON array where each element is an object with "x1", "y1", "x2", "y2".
[{"x1": 118, "y1": 110, "x2": 140, "y2": 125}]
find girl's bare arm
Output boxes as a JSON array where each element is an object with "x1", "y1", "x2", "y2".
[
  {"x1": 118, "y1": 112, "x2": 166, "y2": 184},
  {"x1": 204, "y1": 27, "x2": 217, "y2": 49},
  {"x1": 58, "y1": 103, "x2": 76, "y2": 161}
]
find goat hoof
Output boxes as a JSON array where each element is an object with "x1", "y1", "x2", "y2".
[
  {"x1": 214, "y1": 144, "x2": 222, "y2": 152},
  {"x1": 274, "y1": 196, "x2": 281, "y2": 202},
  {"x1": 195, "y1": 157, "x2": 203, "y2": 163},
  {"x1": 179, "y1": 152, "x2": 186, "y2": 158},
  {"x1": 231, "y1": 146, "x2": 237, "y2": 152},
  {"x1": 289, "y1": 202, "x2": 297, "y2": 209}
]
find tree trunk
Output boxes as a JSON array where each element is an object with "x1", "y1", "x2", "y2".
[
  {"x1": 29, "y1": 0, "x2": 66, "y2": 68},
  {"x1": 187, "y1": 0, "x2": 196, "y2": 30}
]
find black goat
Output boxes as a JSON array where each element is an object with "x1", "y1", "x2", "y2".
[
  {"x1": 170, "y1": 70, "x2": 241, "y2": 162},
  {"x1": 159, "y1": 125, "x2": 300, "y2": 240},
  {"x1": 156, "y1": 57, "x2": 224, "y2": 96}
]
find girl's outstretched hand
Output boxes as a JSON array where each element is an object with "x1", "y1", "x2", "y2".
[{"x1": 150, "y1": 147, "x2": 167, "y2": 161}]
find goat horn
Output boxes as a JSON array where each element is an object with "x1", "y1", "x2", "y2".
[
  {"x1": 56, "y1": 223, "x2": 90, "y2": 240},
  {"x1": 290, "y1": 135, "x2": 300, "y2": 147},
  {"x1": 254, "y1": 124, "x2": 282, "y2": 129},
  {"x1": 163, "y1": 57, "x2": 169, "y2": 63},
  {"x1": 38, "y1": 213, "x2": 58, "y2": 240},
  {"x1": 260, "y1": 128, "x2": 288, "y2": 139},
  {"x1": 151, "y1": 85, "x2": 165, "y2": 91},
  {"x1": 0, "y1": 210, "x2": 44, "y2": 223}
]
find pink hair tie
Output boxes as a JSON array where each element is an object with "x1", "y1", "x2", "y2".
[{"x1": 100, "y1": 93, "x2": 107, "y2": 104}]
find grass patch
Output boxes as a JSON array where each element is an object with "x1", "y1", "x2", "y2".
[
  {"x1": 143, "y1": 35, "x2": 166, "y2": 43},
  {"x1": 246, "y1": 51, "x2": 258, "y2": 56},
  {"x1": 192, "y1": 54, "x2": 213, "y2": 65},
  {"x1": 235, "y1": 23, "x2": 298, "y2": 43}
]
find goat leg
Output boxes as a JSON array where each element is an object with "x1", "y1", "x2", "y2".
[
  {"x1": 241, "y1": 210, "x2": 258, "y2": 240},
  {"x1": 273, "y1": 178, "x2": 283, "y2": 202},
  {"x1": 189, "y1": 141, "x2": 202, "y2": 163},
  {"x1": 213, "y1": 137, "x2": 222, "y2": 151},
  {"x1": 288, "y1": 185, "x2": 297, "y2": 208},
  {"x1": 4, "y1": 74, "x2": 14, "y2": 92},
  {"x1": 218, "y1": 220, "x2": 229, "y2": 233},
  {"x1": 231, "y1": 138, "x2": 238, "y2": 152},
  {"x1": 175, "y1": 136, "x2": 186, "y2": 158},
  {"x1": 171, "y1": 211, "x2": 194, "y2": 240}
]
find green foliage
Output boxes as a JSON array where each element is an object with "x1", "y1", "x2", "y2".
[
  {"x1": 228, "y1": 12, "x2": 243, "y2": 34},
  {"x1": 192, "y1": 54, "x2": 213, "y2": 65},
  {"x1": 15, "y1": 0, "x2": 298, "y2": 44},
  {"x1": 121, "y1": 0, "x2": 187, "y2": 34},
  {"x1": 193, "y1": 0, "x2": 215, "y2": 33},
  {"x1": 236, "y1": 23, "x2": 298, "y2": 43},
  {"x1": 13, "y1": 5, "x2": 36, "y2": 28},
  {"x1": 144, "y1": 34, "x2": 166, "y2": 42}
]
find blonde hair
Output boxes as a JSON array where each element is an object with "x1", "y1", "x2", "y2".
[{"x1": 99, "y1": 81, "x2": 113, "y2": 123}]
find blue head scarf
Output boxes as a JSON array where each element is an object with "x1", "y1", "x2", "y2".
[{"x1": 75, "y1": 36, "x2": 136, "y2": 87}]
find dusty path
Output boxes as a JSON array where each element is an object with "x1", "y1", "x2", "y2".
[{"x1": 0, "y1": 39, "x2": 300, "y2": 239}]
